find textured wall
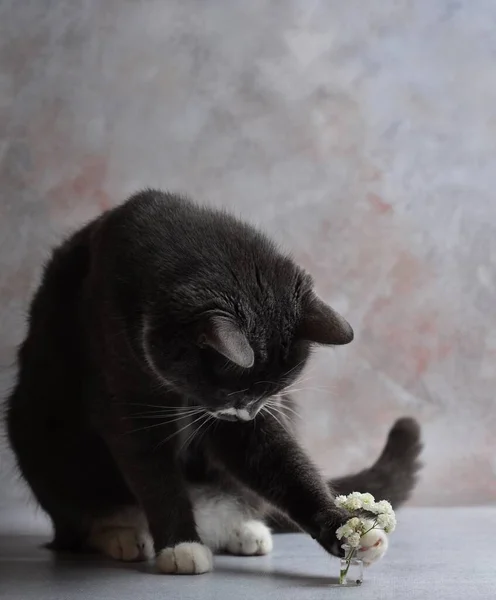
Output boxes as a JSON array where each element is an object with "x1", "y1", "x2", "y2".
[{"x1": 1, "y1": 0, "x2": 496, "y2": 517}]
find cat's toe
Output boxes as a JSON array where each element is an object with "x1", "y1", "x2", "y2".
[
  {"x1": 135, "y1": 530, "x2": 155, "y2": 560},
  {"x1": 226, "y1": 520, "x2": 273, "y2": 556},
  {"x1": 356, "y1": 528, "x2": 389, "y2": 566},
  {"x1": 156, "y1": 542, "x2": 213, "y2": 574}
]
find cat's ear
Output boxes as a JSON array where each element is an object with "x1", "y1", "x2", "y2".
[
  {"x1": 298, "y1": 295, "x2": 354, "y2": 345},
  {"x1": 199, "y1": 316, "x2": 254, "y2": 368}
]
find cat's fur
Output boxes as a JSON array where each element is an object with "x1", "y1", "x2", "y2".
[{"x1": 6, "y1": 190, "x2": 422, "y2": 574}]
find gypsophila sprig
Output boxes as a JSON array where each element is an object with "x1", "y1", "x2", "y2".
[{"x1": 335, "y1": 492, "x2": 397, "y2": 585}]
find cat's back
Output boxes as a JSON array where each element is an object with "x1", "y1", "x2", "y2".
[
  {"x1": 26, "y1": 219, "x2": 97, "y2": 329},
  {"x1": 95, "y1": 189, "x2": 279, "y2": 286},
  {"x1": 7, "y1": 218, "x2": 98, "y2": 422},
  {"x1": 104, "y1": 190, "x2": 203, "y2": 233}
]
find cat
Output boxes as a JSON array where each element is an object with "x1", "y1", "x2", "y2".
[{"x1": 6, "y1": 190, "x2": 422, "y2": 574}]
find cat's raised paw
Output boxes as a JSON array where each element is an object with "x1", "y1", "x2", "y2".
[
  {"x1": 356, "y1": 527, "x2": 389, "y2": 566},
  {"x1": 157, "y1": 542, "x2": 213, "y2": 574},
  {"x1": 226, "y1": 520, "x2": 273, "y2": 556}
]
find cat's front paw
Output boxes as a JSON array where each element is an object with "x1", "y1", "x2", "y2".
[
  {"x1": 156, "y1": 542, "x2": 213, "y2": 574},
  {"x1": 356, "y1": 526, "x2": 389, "y2": 565},
  {"x1": 225, "y1": 520, "x2": 273, "y2": 556},
  {"x1": 312, "y1": 508, "x2": 349, "y2": 557}
]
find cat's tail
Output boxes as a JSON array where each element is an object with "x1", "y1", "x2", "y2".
[
  {"x1": 330, "y1": 417, "x2": 423, "y2": 505},
  {"x1": 268, "y1": 417, "x2": 422, "y2": 532}
]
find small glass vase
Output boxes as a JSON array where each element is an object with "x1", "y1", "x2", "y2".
[{"x1": 339, "y1": 545, "x2": 363, "y2": 586}]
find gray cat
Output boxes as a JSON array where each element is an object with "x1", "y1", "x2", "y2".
[{"x1": 6, "y1": 190, "x2": 421, "y2": 573}]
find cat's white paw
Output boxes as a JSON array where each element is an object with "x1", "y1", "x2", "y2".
[
  {"x1": 93, "y1": 526, "x2": 154, "y2": 562},
  {"x1": 225, "y1": 520, "x2": 273, "y2": 556},
  {"x1": 356, "y1": 527, "x2": 389, "y2": 566},
  {"x1": 156, "y1": 542, "x2": 213, "y2": 574}
]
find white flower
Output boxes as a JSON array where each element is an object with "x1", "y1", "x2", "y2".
[
  {"x1": 335, "y1": 493, "x2": 397, "y2": 550},
  {"x1": 384, "y1": 520, "x2": 396, "y2": 534},
  {"x1": 336, "y1": 523, "x2": 353, "y2": 540},
  {"x1": 360, "y1": 493, "x2": 375, "y2": 508},
  {"x1": 376, "y1": 513, "x2": 389, "y2": 528},
  {"x1": 377, "y1": 512, "x2": 397, "y2": 533},
  {"x1": 335, "y1": 491, "x2": 381, "y2": 513},
  {"x1": 347, "y1": 517, "x2": 362, "y2": 530},
  {"x1": 375, "y1": 500, "x2": 394, "y2": 515},
  {"x1": 346, "y1": 492, "x2": 364, "y2": 510},
  {"x1": 335, "y1": 493, "x2": 364, "y2": 510},
  {"x1": 347, "y1": 532, "x2": 361, "y2": 548},
  {"x1": 337, "y1": 516, "x2": 362, "y2": 540}
]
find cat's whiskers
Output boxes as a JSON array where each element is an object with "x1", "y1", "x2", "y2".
[
  {"x1": 145, "y1": 377, "x2": 173, "y2": 394},
  {"x1": 154, "y1": 411, "x2": 208, "y2": 451},
  {"x1": 264, "y1": 409, "x2": 292, "y2": 437},
  {"x1": 263, "y1": 405, "x2": 292, "y2": 436},
  {"x1": 124, "y1": 406, "x2": 202, "y2": 417},
  {"x1": 124, "y1": 411, "x2": 203, "y2": 434},
  {"x1": 279, "y1": 362, "x2": 317, "y2": 388},
  {"x1": 281, "y1": 387, "x2": 330, "y2": 396},
  {"x1": 281, "y1": 359, "x2": 308, "y2": 380},
  {"x1": 115, "y1": 402, "x2": 199, "y2": 411},
  {"x1": 178, "y1": 413, "x2": 214, "y2": 454},
  {"x1": 125, "y1": 409, "x2": 203, "y2": 420},
  {"x1": 198, "y1": 413, "x2": 217, "y2": 444},
  {"x1": 267, "y1": 399, "x2": 302, "y2": 421},
  {"x1": 253, "y1": 362, "x2": 314, "y2": 393},
  {"x1": 266, "y1": 397, "x2": 297, "y2": 416},
  {"x1": 282, "y1": 374, "x2": 317, "y2": 393},
  {"x1": 227, "y1": 388, "x2": 249, "y2": 397}
]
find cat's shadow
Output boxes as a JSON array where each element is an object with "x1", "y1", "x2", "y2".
[
  {"x1": 214, "y1": 564, "x2": 341, "y2": 587},
  {"x1": 3, "y1": 537, "x2": 340, "y2": 587},
  {"x1": 52, "y1": 552, "x2": 341, "y2": 587}
]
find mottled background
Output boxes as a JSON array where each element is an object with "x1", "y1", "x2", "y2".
[{"x1": 1, "y1": 0, "x2": 495, "y2": 529}]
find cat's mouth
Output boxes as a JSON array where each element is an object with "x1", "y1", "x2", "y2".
[{"x1": 209, "y1": 407, "x2": 253, "y2": 422}]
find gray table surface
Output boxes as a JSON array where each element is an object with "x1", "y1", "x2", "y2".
[{"x1": 0, "y1": 507, "x2": 494, "y2": 600}]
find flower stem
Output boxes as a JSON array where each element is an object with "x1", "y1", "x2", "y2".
[
  {"x1": 361, "y1": 519, "x2": 379, "y2": 537},
  {"x1": 339, "y1": 547, "x2": 356, "y2": 584},
  {"x1": 339, "y1": 520, "x2": 379, "y2": 585}
]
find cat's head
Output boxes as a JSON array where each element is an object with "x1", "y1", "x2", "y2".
[{"x1": 140, "y1": 203, "x2": 353, "y2": 421}]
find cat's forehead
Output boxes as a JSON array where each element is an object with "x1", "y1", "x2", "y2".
[{"x1": 237, "y1": 246, "x2": 312, "y2": 298}]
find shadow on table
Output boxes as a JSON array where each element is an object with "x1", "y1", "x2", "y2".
[
  {"x1": 1, "y1": 534, "x2": 341, "y2": 586},
  {"x1": 215, "y1": 564, "x2": 340, "y2": 587}
]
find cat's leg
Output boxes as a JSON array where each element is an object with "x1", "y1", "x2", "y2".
[
  {"x1": 89, "y1": 506, "x2": 211, "y2": 571},
  {"x1": 190, "y1": 486, "x2": 273, "y2": 556},
  {"x1": 86, "y1": 484, "x2": 275, "y2": 564},
  {"x1": 103, "y1": 413, "x2": 213, "y2": 574},
  {"x1": 7, "y1": 385, "x2": 144, "y2": 557},
  {"x1": 205, "y1": 412, "x2": 349, "y2": 558}
]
